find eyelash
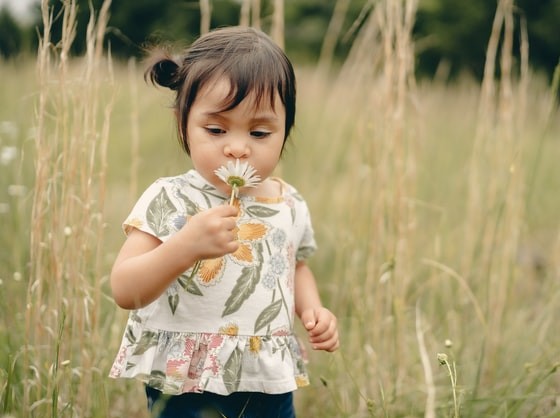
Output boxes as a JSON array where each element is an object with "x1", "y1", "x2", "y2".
[
  {"x1": 250, "y1": 130, "x2": 271, "y2": 139},
  {"x1": 204, "y1": 127, "x2": 271, "y2": 139},
  {"x1": 205, "y1": 127, "x2": 225, "y2": 135}
]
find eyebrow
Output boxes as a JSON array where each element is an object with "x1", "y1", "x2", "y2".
[{"x1": 202, "y1": 111, "x2": 280, "y2": 123}]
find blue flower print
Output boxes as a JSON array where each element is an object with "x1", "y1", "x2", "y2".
[
  {"x1": 172, "y1": 215, "x2": 186, "y2": 230},
  {"x1": 261, "y1": 270, "x2": 276, "y2": 290},
  {"x1": 271, "y1": 229, "x2": 287, "y2": 249},
  {"x1": 270, "y1": 253, "x2": 286, "y2": 276}
]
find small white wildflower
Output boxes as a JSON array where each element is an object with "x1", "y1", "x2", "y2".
[
  {"x1": 437, "y1": 353, "x2": 448, "y2": 365},
  {"x1": 379, "y1": 270, "x2": 391, "y2": 284},
  {"x1": 64, "y1": 226, "x2": 72, "y2": 236},
  {"x1": 214, "y1": 159, "x2": 261, "y2": 204},
  {"x1": 0, "y1": 121, "x2": 19, "y2": 140},
  {"x1": 215, "y1": 159, "x2": 261, "y2": 189},
  {"x1": 1, "y1": 146, "x2": 18, "y2": 165},
  {"x1": 8, "y1": 184, "x2": 27, "y2": 197},
  {"x1": 13, "y1": 272, "x2": 22, "y2": 282},
  {"x1": 445, "y1": 339, "x2": 453, "y2": 348}
]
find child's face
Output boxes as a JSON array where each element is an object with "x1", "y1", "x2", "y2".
[{"x1": 186, "y1": 78, "x2": 286, "y2": 195}]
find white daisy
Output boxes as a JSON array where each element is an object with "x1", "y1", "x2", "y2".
[{"x1": 214, "y1": 159, "x2": 261, "y2": 204}]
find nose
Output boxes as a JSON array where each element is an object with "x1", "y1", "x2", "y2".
[{"x1": 224, "y1": 138, "x2": 250, "y2": 159}]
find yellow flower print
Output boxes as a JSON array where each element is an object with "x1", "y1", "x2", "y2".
[
  {"x1": 295, "y1": 375, "x2": 310, "y2": 387},
  {"x1": 232, "y1": 221, "x2": 268, "y2": 263},
  {"x1": 249, "y1": 336, "x2": 261, "y2": 354},
  {"x1": 198, "y1": 257, "x2": 224, "y2": 284},
  {"x1": 219, "y1": 323, "x2": 239, "y2": 336},
  {"x1": 197, "y1": 219, "x2": 268, "y2": 284}
]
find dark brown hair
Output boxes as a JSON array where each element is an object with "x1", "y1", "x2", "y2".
[{"x1": 145, "y1": 26, "x2": 296, "y2": 155}]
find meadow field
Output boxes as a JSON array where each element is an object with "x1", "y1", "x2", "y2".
[{"x1": 1, "y1": 0, "x2": 559, "y2": 417}]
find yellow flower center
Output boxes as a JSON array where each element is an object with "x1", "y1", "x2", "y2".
[{"x1": 227, "y1": 176, "x2": 245, "y2": 188}]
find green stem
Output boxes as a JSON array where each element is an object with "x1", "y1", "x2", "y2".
[{"x1": 229, "y1": 185, "x2": 238, "y2": 206}]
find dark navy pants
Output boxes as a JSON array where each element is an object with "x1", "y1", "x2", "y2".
[{"x1": 146, "y1": 386, "x2": 296, "y2": 418}]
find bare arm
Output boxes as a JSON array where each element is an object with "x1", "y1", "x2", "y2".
[
  {"x1": 110, "y1": 204, "x2": 239, "y2": 309},
  {"x1": 294, "y1": 261, "x2": 339, "y2": 352}
]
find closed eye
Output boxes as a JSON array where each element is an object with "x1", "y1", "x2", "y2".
[
  {"x1": 205, "y1": 127, "x2": 226, "y2": 135},
  {"x1": 250, "y1": 130, "x2": 271, "y2": 139}
]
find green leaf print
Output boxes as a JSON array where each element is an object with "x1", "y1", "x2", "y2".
[
  {"x1": 223, "y1": 347, "x2": 243, "y2": 394},
  {"x1": 168, "y1": 293, "x2": 179, "y2": 314},
  {"x1": 130, "y1": 311, "x2": 142, "y2": 323},
  {"x1": 147, "y1": 370, "x2": 168, "y2": 390},
  {"x1": 132, "y1": 330, "x2": 159, "y2": 355},
  {"x1": 254, "y1": 299, "x2": 282, "y2": 333},
  {"x1": 222, "y1": 267, "x2": 259, "y2": 317},
  {"x1": 191, "y1": 183, "x2": 224, "y2": 207},
  {"x1": 297, "y1": 246, "x2": 315, "y2": 260},
  {"x1": 178, "y1": 273, "x2": 204, "y2": 296},
  {"x1": 176, "y1": 190, "x2": 199, "y2": 216},
  {"x1": 146, "y1": 187, "x2": 178, "y2": 236},
  {"x1": 125, "y1": 325, "x2": 136, "y2": 344},
  {"x1": 245, "y1": 205, "x2": 279, "y2": 218}
]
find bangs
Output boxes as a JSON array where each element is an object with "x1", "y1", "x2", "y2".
[
  {"x1": 214, "y1": 74, "x2": 279, "y2": 114},
  {"x1": 171, "y1": 27, "x2": 296, "y2": 154}
]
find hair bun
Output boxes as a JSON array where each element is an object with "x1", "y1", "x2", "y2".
[{"x1": 149, "y1": 57, "x2": 181, "y2": 91}]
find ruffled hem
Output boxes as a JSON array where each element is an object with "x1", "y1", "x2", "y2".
[{"x1": 109, "y1": 321, "x2": 309, "y2": 395}]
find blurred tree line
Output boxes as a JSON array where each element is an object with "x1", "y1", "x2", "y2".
[{"x1": 0, "y1": 0, "x2": 558, "y2": 80}]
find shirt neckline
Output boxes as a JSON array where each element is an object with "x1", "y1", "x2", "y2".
[{"x1": 187, "y1": 169, "x2": 286, "y2": 203}]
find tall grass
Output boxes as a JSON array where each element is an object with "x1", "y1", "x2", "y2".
[
  {"x1": 5, "y1": 0, "x2": 119, "y2": 416},
  {"x1": 1, "y1": 0, "x2": 559, "y2": 417}
]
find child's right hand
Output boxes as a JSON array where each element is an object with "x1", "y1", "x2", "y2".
[
  {"x1": 110, "y1": 204, "x2": 239, "y2": 309},
  {"x1": 180, "y1": 204, "x2": 240, "y2": 260}
]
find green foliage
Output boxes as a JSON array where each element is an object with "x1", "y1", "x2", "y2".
[
  {"x1": 2, "y1": 0, "x2": 559, "y2": 77},
  {"x1": 415, "y1": 0, "x2": 560, "y2": 80},
  {"x1": 0, "y1": 7, "x2": 24, "y2": 58}
]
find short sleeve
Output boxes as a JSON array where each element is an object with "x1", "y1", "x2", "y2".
[
  {"x1": 296, "y1": 200, "x2": 317, "y2": 262},
  {"x1": 122, "y1": 178, "x2": 185, "y2": 242}
]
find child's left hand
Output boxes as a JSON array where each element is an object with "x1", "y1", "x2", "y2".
[{"x1": 300, "y1": 307, "x2": 339, "y2": 352}]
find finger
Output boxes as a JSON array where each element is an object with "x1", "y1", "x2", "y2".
[
  {"x1": 312, "y1": 330, "x2": 339, "y2": 352},
  {"x1": 212, "y1": 204, "x2": 239, "y2": 218},
  {"x1": 223, "y1": 218, "x2": 238, "y2": 231},
  {"x1": 311, "y1": 334, "x2": 339, "y2": 352},
  {"x1": 300, "y1": 309, "x2": 317, "y2": 331},
  {"x1": 310, "y1": 320, "x2": 337, "y2": 343},
  {"x1": 225, "y1": 240, "x2": 240, "y2": 254},
  {"x1": 309, "y1": 310, "x2": 336, "y2": 336},
  {"x1": 222, "y1": 204, "x2": 239, "y2": 217}
]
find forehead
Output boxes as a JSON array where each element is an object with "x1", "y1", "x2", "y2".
[{"x1": 194, "y1": 77, "x2": 282, "y2": 114}]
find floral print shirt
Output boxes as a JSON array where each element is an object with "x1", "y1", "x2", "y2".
[{"x1": 109, "y1": 170, "x2": 317, "y2": 395}]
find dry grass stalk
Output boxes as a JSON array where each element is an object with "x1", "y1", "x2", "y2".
[
  {"x1": 200, "y1": 0, "x2": 211, "y2": 34},
  {"x1": 239, "y1": 0, "x2": 261, "y2": 29},
  {"x1": 127, "y1": 58, "x2": 140, "y2": 202},
  {"x1": 462, "y1": 0, "x2": 530, "y2": 404},
  {"x1": 24, "y1": 0, "x2": 114, "y2": 415},
  {"x1": 297, "y1": 0, "x2": 419, "y2": 414},
  {"x1": 271, "y1": 0, "x2": 284, "y2": 50},
  {"x1": 318, "y1": 0, "x2": 351, "y2": 75},
  {"x1": 251, "y1": 0, "x2": 261, "y2": 29},
  {"x1": 240, "y1": 0, "x2": 251, "y2": 27}
]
